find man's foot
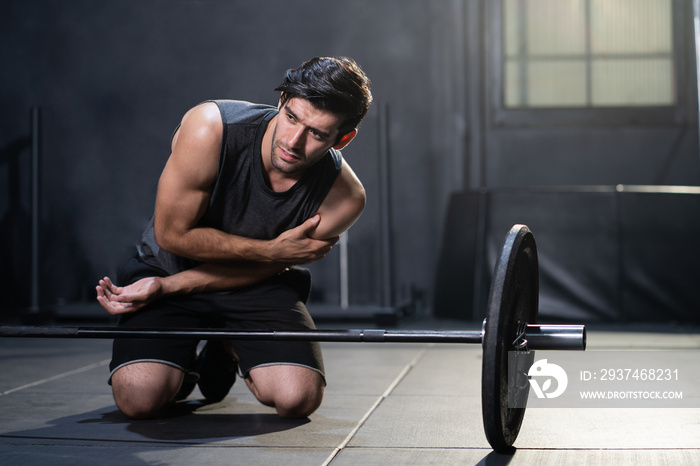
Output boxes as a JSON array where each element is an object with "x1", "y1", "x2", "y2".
[
  {"x1": 173, "y1": 348, "x2": 200, "y2": 401},
  {"x1": 173, "y1": 372, "x2": 200, "y2": 401},
  {"x1": 197, "y1": 340, "x2": 238, "y2": 402}
]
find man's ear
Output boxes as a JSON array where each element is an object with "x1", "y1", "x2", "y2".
[{"x1": 333, "y1": 129, "x2": 357, "y2": 150}]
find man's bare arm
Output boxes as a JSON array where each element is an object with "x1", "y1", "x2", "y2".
[
  {"x1": 97, "y1": 261, "x2": 286, "y2": 315},
  {"x1": 312, "y1": 158, "x2": 366, "y2": 239},
  {"x1": 96, "y1": 162, "x2": 365, "y2": 315}
]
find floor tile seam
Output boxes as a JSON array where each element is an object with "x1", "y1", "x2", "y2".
[
  {"x1": 322, "y1": 392, "x2": 475, "y2": 397},
  {"x1": 340, "y1": 445, "x2": 492, "y2": 451},
  {"x1": 511, "y1": 446, "x2": 700, "y2": 451},
  {"x1": 321, "y1": 347, "x2": 430, "y2": 466},
  {"x1": 324, "y1": 445, "x2": 700, "y2": 452},
  {"x1": 0, "y1": 434, "x2": 334, "y2": 450},
  {"x1": 373, "y1": 393, "x2": 475, "y2": 397},
  {"x1": 3, "y1": 437, "x2": 700, "y2": 453},
  {"x1": 0, "y1": 359, "x2": 111, "y2": 396}
]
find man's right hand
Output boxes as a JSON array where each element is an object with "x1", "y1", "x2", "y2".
[
  {"x1": 96, "y1": 276, "x2": 164, "y2": 315},
  {"x1": 266, "y1": 215, "x2": 339, "y2": 264}
]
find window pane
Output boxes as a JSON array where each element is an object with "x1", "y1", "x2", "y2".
[
  {"x1": 528, "y1": 60, "x2": 587, "y2": 107},
  {"x1": 527, "y1": 0, "x2": 587, "y2": 56},
  {"x1": 590, "y1": 0, "x2": 672, "y2": 54},
  {"x1": 592, "y1": 58, "x2": 674, "y2": 105}
]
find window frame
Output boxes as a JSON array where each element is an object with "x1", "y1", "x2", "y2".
[{"x1": 488, "y1": 0, "x2": 690, "y2": 128}]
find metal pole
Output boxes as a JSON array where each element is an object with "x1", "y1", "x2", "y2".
[
  {"x1": 339, "y1": 231, "x2": 349, "y2": 310},
  {"x1": 377, "y1": 102, "x2": 394, "y2": 309},
  {"x1": 29, "y1": 106, "x2": 41, "y2": 314},
  {"x1": 694, "y1": 0, "x2": 700, "y2": 162}
]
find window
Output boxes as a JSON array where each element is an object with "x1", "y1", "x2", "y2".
[
  {"x1": 503, "y1": 0, "x2": 675, "y2": 108},
  {"x1": 491, "y1": 0, "x2": 689, "y2": 126}
]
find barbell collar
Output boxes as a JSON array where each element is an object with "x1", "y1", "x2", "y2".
[{"x1": 520, "y1": 324, "x2": 587, "y2": 351}]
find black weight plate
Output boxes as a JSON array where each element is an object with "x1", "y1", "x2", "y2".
[{"x1": 481, "y1": 224, "x2": 538, "y2": 453}]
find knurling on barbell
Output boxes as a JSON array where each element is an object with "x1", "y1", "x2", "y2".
[{"x1": 0, "y1": 224, "x2": 585, "y2": 453}]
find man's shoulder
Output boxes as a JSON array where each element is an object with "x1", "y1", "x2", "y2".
[
  {"x1": 327, "y1": 147, "x2": 343, "y2": 171},
  {"x1": 207, "y1": 100, "x2": 277, "y2": 125}
]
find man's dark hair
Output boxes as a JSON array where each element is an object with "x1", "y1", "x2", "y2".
[{"x1": 275, "y1": 57, "x2": 373, "y2": 139}]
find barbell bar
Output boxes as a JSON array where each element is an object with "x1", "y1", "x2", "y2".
[
  {"x1": 0, "y1": 224, "x2": 586, "y2": 453},
  {"x1": 0, "y1": 324, "x2": 585, "y2": 349}
]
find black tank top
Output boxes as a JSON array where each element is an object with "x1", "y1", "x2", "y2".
[{"x1": 137, "y1": 100, "x2": 343, "y2": 275}]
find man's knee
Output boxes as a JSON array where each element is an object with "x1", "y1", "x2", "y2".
[
  {"x1": 247, "y1": 366, "x2": 325, "y2": 418},
  {"x1": 112, "y1": 385, "x2": 163, "y2": 420},
  {"x1": 111, "y1": 362, "x2": 184, "y2": 419},
  {"x1": 274, "y1": 384, "x2": 324, "y2": 418}
]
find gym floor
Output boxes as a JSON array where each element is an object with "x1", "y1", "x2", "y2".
[{"x1": 1, "y1": 315, "x2": 699, "y2": 465}]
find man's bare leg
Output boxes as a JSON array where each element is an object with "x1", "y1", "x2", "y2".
[
  {"x1": 111, "y1": 362, "x2": 184, "y2": 419},
  {"x1": 245, "y1": 365, "x2": 324, "y2": 418}
]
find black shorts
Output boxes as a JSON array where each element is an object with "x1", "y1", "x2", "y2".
[{"x1": 109, "y1": 253, "x2": 325, "y2": 384}]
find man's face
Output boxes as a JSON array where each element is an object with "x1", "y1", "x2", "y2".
[{"x1": 270, "y1": 97, "x2": 344, "y2": 176}]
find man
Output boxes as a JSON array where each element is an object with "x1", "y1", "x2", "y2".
[{"x1": 95, "y1": 56, "x2": 372, "y2": 420}]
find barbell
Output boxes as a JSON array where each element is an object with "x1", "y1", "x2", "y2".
[{"x1": 0, "y1": 224, "x2": 586, "y2": 453}]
